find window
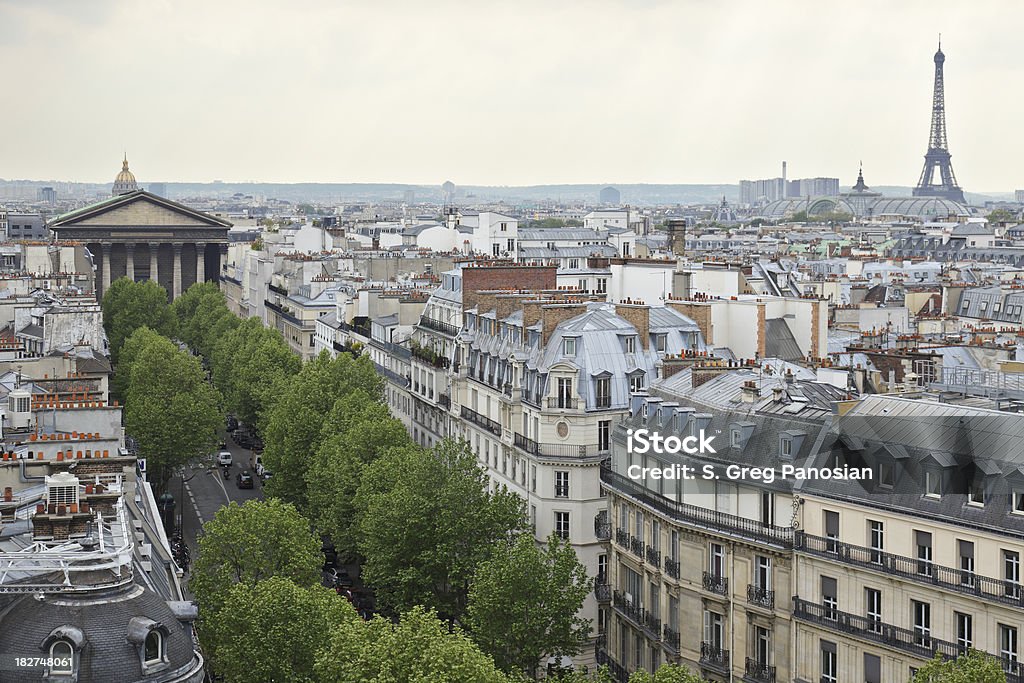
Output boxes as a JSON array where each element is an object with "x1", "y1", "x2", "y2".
[
  {"x1": 780, "y1": 436, "x2": 793, "y2": 458},
  {"x1": 144, "y1": 631, "x2": 163, "y2": 665},
  {"x1": 824, "y1": 510, "x2": 840, "y2": 553},
  {"x1": 568, "y1": 258, "x2": 580, "y2": 269},
  {"x1": 704, "y1": 610, "x2": 724, "y2": 649},
  {"x1": 1001, "y1": 624, "x2": 1019, "y2": 665},
  {"x1": 669, "y1": 595, "x2": 679, "y2": 632},
  {"x1": 629, "y1": 373, "x2": 645, "y2": 394},
  {"x1": 556, "y1": 377, "x2": 573, "y2": 407},
  {"x1": 709, "y1": 543, "x2": 725, "y2": 578},
  {"x1": 1004, "y1": 550, "x2": 1021, "y2": 599},
  {"x1": 912, "y1": 600, "x2": 931, "y2": 647},
  {"x1": 925, "y1": 470, "x2": 942, "y2": 498},
  {"x1": 492, "y1": 243, "x2": 500, "y2": 257},
  {"x1": 915, "y1": 530, "x2": 933, "y2": 576},
  {"x1": 868, "y1": 520, "x2": 884, "y2": 564},
  {"x1": 598, "y1": 420, "x2": 611, "y2": 452},
  {"x1": 596, "y1": 278, "x2": 607, "y2": 294},
  {"x1": 595, "y1": 377, "x2": 611, "y2": 408},
  {"x1": 956, "y1": 611, "x2": 973, "y2": 649},
  {"x1": 878, "y1": 461, "x2": 894, "y2": 488},
  {"x1": 968, "y1": 479, "x2": 986, "y2": 506},
  {"x1": 865, "y1": 587, "x2": 882, "y2": 633},
  {"x1": 554, "y1": 471, "x2": 569, "y2": 498},
  {"x1": 959, "y1": 540, "x2": 975, "y2": 587},
  {"x1": 49, "y1": 641, "x2": 73, "y2": 674},
  {"x1": 598, "y1": 554, "x2": 607, "y2": 583},
  {"x1": 820, "y1": 640, "x2": 838, "y2": 683},
  {"x1": 624, "y1": 336, "x2": 636, "y2": 353},
  {"x1": 864, "y1": 653, "x2": 881, "y2": 683},
  {"x1": 655, "y1": 334, "x2": 666, "y2": 353},
  {"x1": 530, "y1": 504, "x2": 537, "y2": 527},
  {"x1": 1015, "y1": 491, "x2": 1024, "y2": 514},
  {"x1": 755, "y1": 555, "x2": 772, "y2": 591},
  {"x1": 555, "y1": 512, "x2": 570, "y2": 539},
  {"x1": 760, "y1": 492, "x2": 774, "y2": 527},
  {"x1": 755, "y1": 626, "x2": 771, "y2": 666},
  {"x1": 563, "y1": 337, "x2": 576, "y2": 356},
  {"x1": 530, "y1": 465, "x2": 536, "y2": 493},
  {"x1": 821, "y1": 576, "x2": 838, "y2": 620}
]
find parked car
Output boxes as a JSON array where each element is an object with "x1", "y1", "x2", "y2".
[
  {"x1": 253, "y1": 456, "x2": 264, "y2": 476},
  {"x1": 236, "y1": 471, "x2": 254, "y2": 489},
  {"x1": 326, "y1": 566, "x2": 353, "y2": 588},
  {"x1": 216, "y1": 451, "x2": 232, "y2": 467}
]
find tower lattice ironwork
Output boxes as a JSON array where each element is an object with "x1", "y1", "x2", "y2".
[{"x1": 913, "y1": 37, "x2": 965, "y2": 203}]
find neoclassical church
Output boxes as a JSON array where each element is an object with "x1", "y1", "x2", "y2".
[{"x1": 48, "y1": 159, "x2": 231, "y2": 300}]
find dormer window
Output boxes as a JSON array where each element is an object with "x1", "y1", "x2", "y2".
[
  {"x1": 144, "y1": 631, "x2": 163, "y2": 666},
  {"x1": 925, "y1": 470, "x2": 942, "y2": 498},
  {"x1": 655, "y1": 334, "x2": 667, "y2": 353},
  {"x1": 780, "y1": 437, "x2": 793, "y2": 459},
  {"x1": 1013, "y1": 490, "x2": 1024, "y2": 515},
  {"x1": 563, "y1": 337, "x2": 577, "y2": 356},
  {"x1": 878, "y1": 461, "x2": 894, "y2": 489},
  {"x1": 730, "y1": 429, "x2": 742, "y2": 448},
  {"x1": 49, "y1": 641, "x2": 73, "y2": 675},
  {"x1": 629, "y1": 372, "x2": 645, "y2": 394},
  {"x1": 967, "y1": 481, "x2": 985, "y2": 507},
  {"x1": 624, "y1": 336, "x2": 636, "y2": 354}
]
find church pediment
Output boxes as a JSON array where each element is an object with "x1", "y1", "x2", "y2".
[{"x1": 50, "y1": 191, "x2": 231, "y2": 230}]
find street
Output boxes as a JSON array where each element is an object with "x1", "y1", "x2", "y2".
[{"x1": 167, "y1": 430, "x2": 265, "y2": 569}]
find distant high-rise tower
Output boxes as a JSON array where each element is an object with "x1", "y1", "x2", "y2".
[{"x1": 913, "y1": 37, "x2": 966, "y2": 203}]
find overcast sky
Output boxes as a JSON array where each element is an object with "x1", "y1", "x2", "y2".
[{"x1": 1, "y1": 0, "x2": 1019, "y2": 189}]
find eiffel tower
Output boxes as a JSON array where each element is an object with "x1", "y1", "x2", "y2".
[{"x1": 913, "y1": 37, "x2": 966, "y2": 203}]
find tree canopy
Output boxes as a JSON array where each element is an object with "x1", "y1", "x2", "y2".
[
  {"x1": 467, "y1": 533, "x2": 592, "y2": 678},
  {"x1": 314, "y1": 606, "x2": 519, "y2": 683},
  {"x1": 101, "y1": 277, "x2": 176, "y2": 362},
  {"x1": 355, "y1": 438, "x2": 528, "y2": 622},
  {"x1": 122, "y1": 331, "x2": 222, "y2": 490},
  {"x1": 189, "y1": 499, "x2": 323, "y2": 658},
  {"x1": 209, "y1": 577, "x2": 352, "y2": 683},
  {"x1": 910, "y1": 651, "x2": 1007, "y2": 683},
  {"x1": 261, "y1": 351, "x2": 381, "y2": 508}
]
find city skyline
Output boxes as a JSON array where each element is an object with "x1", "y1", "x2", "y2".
[{"x1": 2, "y1": 1, "x2": 1021, "y2": 190}]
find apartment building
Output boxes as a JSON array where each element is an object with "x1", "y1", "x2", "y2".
[
  {"x1": 794, "y1": 395, "x2": 1024, "y2": 683},
  {"x1": 599, "y1": 364, "x2": 845, "y2": 682}
]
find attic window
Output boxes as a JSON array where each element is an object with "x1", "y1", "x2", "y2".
[
  {"x1": 730, "y1": 429, "x2": 742, "y2": 448},
  {"x1": 878, "y1": 462, "x2": 894, "y2": 489},
  {"x1": 924, "y1": 470, "x2": 942, "y2": 498},
  {"x1": 1013, "y1": 491, "x2": 1024, "y2": 515},
  {"x1": 563, "y1": 337, "x2": 577, "y2": 356},
  {"x1": 144, "y1": 631, "x2": 163, "y2": 665},
  {"x1": 655, "y1": 334, "x2": 666, "y2": 353},
  {"x1": 49, "y1": 641, "x2": 73, "y2": 674},
  {"x1": 624, "y1": 337, "x2": 636, "y2": 354},
  {"x1": 629, "y1": 373, "x2": 645, "y2": 394},
  {"x1": 780, "y1": 437, "x2": 793, "y2": 459},
  {"x1": 967, "y1": 481, "x2": 985, "y2": 507}
]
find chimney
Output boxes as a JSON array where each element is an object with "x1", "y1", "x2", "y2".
[
  {"x1": 615, "y1": 302, "x2": 650, "y2": 349},
  {"x1": 741, "y1": 380, "x2": 760, "y2": 403},
  {"x1": 691, "y1": 359, "x2": 731, "y2": 388},
  {"x1": 541, "y1": 302, "x2": 588, "y2": 346},
  {"x1": 522, "y1": 300, "x2": 545, "y2": 330},
  {"x1": 772, "y1": 385, "x2": 784, "y2": 402},
  {"x1": 784, "y1": 369, "x2": 795, "y2": 385}
]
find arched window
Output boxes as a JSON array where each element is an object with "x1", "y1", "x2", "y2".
[
  {"x1": 144, "y1": 630, "x2": 162, "y2": 665},
  {"x1": 49, "y1": 640, "x2": 73, "y2": 674}
]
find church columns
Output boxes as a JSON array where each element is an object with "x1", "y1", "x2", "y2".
[
  {"x1": 125, "y1": 244, "x2": 135, "y2": 282},
  {"x1": 172, "y1": 244, "x2": 183, "y2": 299},
  {"x1": 150, "y1": 245, "x2": 159, "y2": 285},
  {"x1": 196, "y1": 243, "x2": 206, "y2": 284},
  {"x1": 101, "y1": 244, "x2": 111, "y2": 294}
]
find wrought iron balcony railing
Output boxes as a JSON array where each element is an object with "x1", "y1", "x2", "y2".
[
  {"x1": 744, "y1": 658, "x2": 776, "y2": 683},
  {"x1": 664, "y1": 557, "x2": 680, "y2": 580},
  {"x1": 700, "y1": 642, "x2": 730, "y2": 669},
  {"x1": 547, "y1": 396, "x2": 580, "y2": 409},
  {"x1": 663, "y1": 625, "x2": 681, "y2": 653},
  {"x1": 418, "y1": 315, "x2": 459, "y2": 337},
  {"x1": 460, "y1": 405, "x2": 502, "y2": 436},
  {"x1": 702, "y1": 572, "x2": 728, "y2": 595},
  {"x1": 747, "y1": 583, "x2": 775, "y2": 609},
  {"x1": 645, "y1": 544, "x2": 661, "y2": 567}
]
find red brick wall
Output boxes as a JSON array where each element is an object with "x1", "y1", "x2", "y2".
[{"x1": 462, "y1": 266, "x2": 557, "y2": 312}]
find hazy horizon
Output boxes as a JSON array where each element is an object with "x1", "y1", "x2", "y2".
[{"x1": 2, "y1": 1, "x2": 1022, "y2": 190}]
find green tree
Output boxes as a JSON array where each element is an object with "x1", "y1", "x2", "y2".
[
  {"x1": 262, "y1": 351, "x2": 381, "y2": 508},
  {"x1": 355, "y1": 438, "x2": 528, "y2": 622},
  {"x1": 467, "y1": 533, "x2": 592, "y2": 678},
  {"x1": 987, "y1": 208, "x2": 1017, "y2": 224},
  {"x1": 123, "y1": 335, "x2": 222, "y2": 491},
  {"x1": 314, "y1": 606, "x2": 518, "y2": 683},
  {"x1": 304, "y1": 390, "x2": 411, "y2": 553},
  {"x1": 101, "y1": 277, "x2": 175, "y2": 361},
  {"x1": 110, "y1": 325, "x2": 164, "y2": 401},
  {"x1": 207, "y1": 577, "x2": 350, "y2": 683},
  {"x1": 910, "y1": 650, "x2": 1007, "y2": 683},
  {"x1": 171, "y1": 282, "x2": 238, "y2": 359},
  {"x1": 189, "y1": 499, "x2": 323, "y2": 657}
]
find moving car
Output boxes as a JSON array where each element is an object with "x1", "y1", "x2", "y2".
[
  {"x1": 236, "y1": 471, "x2": 254, "y2": 489},
  {"x1": 216, "y1": 451, "x2": 232, "y2": 467}
]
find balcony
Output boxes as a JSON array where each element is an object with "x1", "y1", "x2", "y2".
[
  {"x1": 437, "y1": 393, "x2": 451, "y2": 410},
  {"x1": 793, "y1": 598, "x2": 1024, "y2": 680},
  {"x1": 595, "y1": 519, "x2": 611, "y2": 541},
  {"x1": 744, "y1": 658, "x2": 776, "y2": 683},
  {"x1": 643, "y1": 611, "x2": 662, "y2": 639},
  {"x1": 595, "y1": 646, "x2": 629, "y2": 683},
  {"x1": 601, "y1": 462, "x2": 794, "y2": 547},
  {"x1": 663, "y1": 625, "x2": 681, "y2": 653},
  {"x1": 546, "y1": 396, "x2": 580, "y2": 410},
  {"x1": 418, "y1": 315, "x2": 459, "y2": 337},
  {"x1": 700, "y1": 642, "x2": 730, "y2": 670},
  {"x1": 595, "y1": 581, "x2": 611, "y2": 602},
  {"x1": 612, "y1": 590, "x2": 646, "y2": 627},
  {"x1": 371, "y1": 337, "x2": 412, "y2": 361},
  {"x1": 372, "y1": 362, "x2": 410, "y2": 389},
  {"x1": 664, "y1": 557, "x2": 680, "y2": 580},
  {"x1": 460, "y1": 405, "x2": 502, "y2": 437},
  {"x1": 615, "y1": 527, "x2": 630, "y2": 548},
  {"x1": 410, "y1": 343, "x2": 451, "y2": 369},
  {"x1": 747, "y1": 583, "x2": 775, "y2": 609},
  {"x1": 645, "y1": 544, "x2": 661, "y2": 567},
  {"x1": 629, "y1": 535, "x2": 644, "y2": 559},
  {"x1": 703, "y1": 572, "x2": 728, "y2": 595},
  {"x1": 796, "y1": 531, "x2": 1024, "y2": 610},
  {"x1": 512, "y1": 433, "x2": 607, "y2": 460},
  {"x1": 595, "y1": 395, "x2": 612, "y2": 409}
]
